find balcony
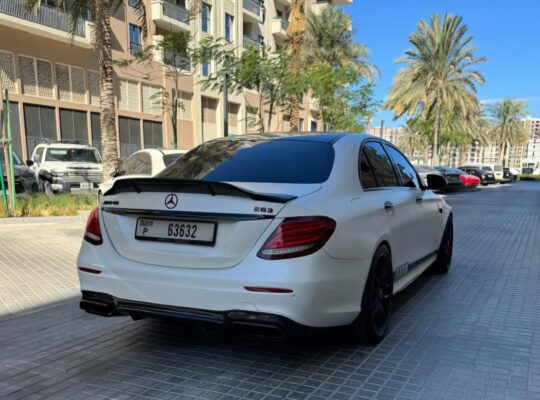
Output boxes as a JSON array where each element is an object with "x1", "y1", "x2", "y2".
[
  {"x1": 243, "y1": 0, "x2": 262, "y2": 21},
  {"x1": 243, "y1": 35, "x2": 261, "y2": 49},
  {"x1": 0, "y1": 0, "x2": 93, "y2": 48},
  {"x1": 271, "y1": 18, "x2": 288, "y2": 41},
  {"x1": 151, "y1": 0, "x2": 190, "y2": 32}
]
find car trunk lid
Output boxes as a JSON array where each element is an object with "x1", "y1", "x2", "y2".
[{"x1": 100, "y1": 178, "x2": 320, "y2": 269}]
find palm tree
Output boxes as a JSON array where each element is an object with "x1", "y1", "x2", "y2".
[
  {"x1": 303, "y1": 7, "x2": 376, "y2": 79},
  {"x1": 397, "y1": 118, "x2": 431, "y2": 163},
  {"x1": 25, "y1": 0, "x2": 147, "y2": 180},
  {"x1": 386, "y1": 13, "x2": 486, "y2": 166},
  {"x1": 287, "y1": 0, "x2": 306, "y2": 132},
  {"x1": 488, "y1": 98, "x2": 528, "y2": 167}
]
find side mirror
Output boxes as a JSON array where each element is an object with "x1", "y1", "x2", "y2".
[
  {"x1": 109, "y1": 167, "x2": 119, "y2": 178},
  {"x1": 427, "y1": 174, "x2": 447, "y2": 191},
  {"x1": 26, "y1": 159, "x2": 34, "y2": 167}
]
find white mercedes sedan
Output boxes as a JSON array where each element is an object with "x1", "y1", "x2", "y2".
[{"x1": 77, "y1": 133, "x2": 452, "y2": 344}]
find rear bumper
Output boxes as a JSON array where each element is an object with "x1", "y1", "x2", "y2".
[
  {"x1": 80, "y1": 291, "x2": 309, "y2": 336},
  {"x1": 77, "y1": 236, "x2": 369, "y2": 328}
]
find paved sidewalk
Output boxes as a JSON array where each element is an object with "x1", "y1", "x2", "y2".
[{"x1": 1, "y1": 182, "x2": 540, "y2": 400}]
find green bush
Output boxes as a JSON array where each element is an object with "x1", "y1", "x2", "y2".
[
  {"x1": 519, "y1": 175, "x2": 540, "y2": 181},
  {"x1": 0, "y1": 194, "x2": 96, "y2": 217}
]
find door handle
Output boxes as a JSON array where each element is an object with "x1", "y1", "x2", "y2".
[{"x1": 384, "y1": 201, "x2": 394, "y2": 210}]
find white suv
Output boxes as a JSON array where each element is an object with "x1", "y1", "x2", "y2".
[{"x1": 31, "y1": 143, "x2": 103, "y2": 194}]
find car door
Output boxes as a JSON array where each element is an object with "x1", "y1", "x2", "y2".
[
  {"x1": 383, "y1": 143, "x2": 442, "y2": 263},
  {"x1": 360, "y1": 141, "x2": 421, "y2": 278}
]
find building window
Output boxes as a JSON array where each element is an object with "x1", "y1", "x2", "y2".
[
  {"x1": 117, "y1": 79, "x2": 139, "y2": 112},
  {"x1": 310, "y1": 120, "x2": 317, "y2": 132},
  {"x1": 202, "y1": 62, "x2": 209, "y2": 77},
  {"x1": 177, "y1": 91, "x2": 193, "y2": 120},
  {"x1": 118, "y1": 116, "x2": 141, "y2": 158},
  {"x1": 225, "y1": 14, "x2": 233, "y2": 42},
  {"x1": 60, "y1": 109, "x2": 88, "y2": 143},
  {"x1": 129, "y1": 24, "x2": 142, "y2": 55},
  {"x1": 201, "y1": 3, "x2": 211, "y2": 33},
  {"x1": 202, "y1": 96, "x2": 218, "y2": 124},
  {"x1": 228, "y1": 103, "x2": 240, "y2": 129},
  {"x1": 91, "y1": 112, "x2": 101, "y2": 152},
  {"x1": 142, "y1": 84, "x2": 162, "y2": 115},
  {"x1": 143, "y1": 120, "x2": 163, "y2": 149},
  {"x1": 258, "y1": 35, "x2": 264, "y2": 45},
  {"x1": 23, "y1": 104, "x2": 56, "y2": 155}
]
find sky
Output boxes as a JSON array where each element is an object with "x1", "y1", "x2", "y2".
[{"x1": 348, "y1": 0, "x2": 540, "y2": 127}]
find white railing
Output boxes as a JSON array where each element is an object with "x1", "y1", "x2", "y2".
[
  {"x1": 243, "y1": 35, "x2": 260, "y2": 48},
  {"x1": 243, "y1": 0, "x2": 261, "y2": 16},
  {"x1": 0, "y1": 0, "x2": 86, "y2": 37},
  {"x1": 162, "y1": 0, "x2": 188, "y2": 24}
]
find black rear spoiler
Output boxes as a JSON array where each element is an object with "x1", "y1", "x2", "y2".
[{"x1": 104, "y1": 178, "x2": 297, "y2": 204}]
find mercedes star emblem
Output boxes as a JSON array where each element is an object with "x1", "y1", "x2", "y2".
[{"x1": 164, "y1": 194, "x2": 178, "y2": 209}]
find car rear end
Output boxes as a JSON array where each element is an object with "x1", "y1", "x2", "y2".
[{"x1": 77, "y1": 135, "x2": 363, "y2": 333}]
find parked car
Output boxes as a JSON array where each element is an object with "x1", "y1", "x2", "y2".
[
  {"x1": 98, "y1": 149, "x2": 188, "y2": 199},
  {"x1": 30, "y1": 142, "x2": 102, "y2": 194},
  {"x1": 414, "y1": 165, "x2": 444, "y2": 186},
  {"x1": 436, "y1": 167, "x2": 479, "y2": 189},
  {"x1": 1, "y1": 150, "x2": 38, "y2": 195},
  {"x1": 458, "y1": 166, "x2": 496, "y2": 186},
  {"x1": 503, "y1": 167, "x2": 518, "y2": 182},
  {"x1": 78, "y1": 133, "x2": 452, "y2": 345},
  {"x1": 480, "y1": 164, "x2": 504, "y2": 182}
]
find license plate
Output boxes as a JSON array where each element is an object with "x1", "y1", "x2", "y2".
[
  {"x1": 80, "y1": 182, "x2": 92, "y2": 190},
  {"x1": 135, "y1": 218, "x2": 216, "y2": 246}
]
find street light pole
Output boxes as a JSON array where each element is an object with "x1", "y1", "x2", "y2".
[{"x1": 223, "y1": 71, "x2": 229, "y2": 137}]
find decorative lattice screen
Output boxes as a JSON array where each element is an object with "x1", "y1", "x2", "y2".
[
  {"x1": 88, "y1": 71, "x2": 100, "y2": 105},
  {"x1": 0, "y1": 51, "x2": 16, "y2": 93},
  {"x1": 36, "y1": 59, "x2": 53, "y2": 98},
  {"x1": 71, "y1": 67, "x2": 86, "y2": 103},
  {"x1": 19, "y1": 56, "x2": 37, "y2": 96},
  {"x1": 127, "y1": 80, "x2": 139, "y2": 112},
  {"x1": 142, "y1": 84, "x2": 162, "y2": 115},
  {"x1": 178, "y1": 91, "x2": 192, "y2": 120},
  {"x1": 56, "y1": 64, "x2": 71, "y2": 101}
]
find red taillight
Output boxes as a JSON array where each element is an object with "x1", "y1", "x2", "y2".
[
  {"x1": 84, "y1": 208, "x2": 103, "y2": 245},
  {"x1": 257, "y1": 216, "x2": 336, "y2": 260}
]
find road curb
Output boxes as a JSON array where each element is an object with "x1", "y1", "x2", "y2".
[{"x1": 0, "y1": 210, "x2": 90, "y2": 225}]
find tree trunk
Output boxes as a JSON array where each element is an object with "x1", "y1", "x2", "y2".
[
  {"x1": 422, "y1": 146, "x2": 429, "y2": 165},
  {"x1": 458, "y1": 146, "x2": 466, "y2": 167},
  {"x1": 172, "y1": 96, "x2": 178, "y2": 149},
  {"x1": 432, "y1": 102, "x2": 441, "y2": 166},
  {"x1": 289, "y1": 35, "x2": 302, "y2": 133},
  {"x1": 98, "y1": 0, "x2": 120, "y2": 181}
]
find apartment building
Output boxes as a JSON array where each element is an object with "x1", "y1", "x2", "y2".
[{"x1": 0, "y1": 0, "x2": 351, "y2": 160}]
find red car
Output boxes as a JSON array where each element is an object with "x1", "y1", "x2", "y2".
[{"x1": 436, "y1": 167, "x2": 480, "y2": 189}]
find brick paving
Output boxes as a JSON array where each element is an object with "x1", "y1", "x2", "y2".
[{"x1": 0, "y1": 182, "x2": 540, "y2": 400}]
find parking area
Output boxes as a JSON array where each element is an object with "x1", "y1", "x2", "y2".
[{"x1": 1, "y1": 182, "x2": 540, "y2": 400}]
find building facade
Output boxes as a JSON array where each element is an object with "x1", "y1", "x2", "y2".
[{"x1": 0, "y1": 0, "x2": 351, "y2": 160}]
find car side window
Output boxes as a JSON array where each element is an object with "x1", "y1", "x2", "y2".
[
  {"x1": 121, "y1": 153, "x2": 151, "y2": 176},
  {"x1": 34, "y1": 147, "x2": 44, "y2": 163},
  {"x1": 359, "y1": 148, "x2": 378, "y2": 189},
  {"x1": 362, "y1": 142, "x2": 399, "y2": 187},
  {"x1": 383, "y1": 144, "x2": 420, "y2": 189}
]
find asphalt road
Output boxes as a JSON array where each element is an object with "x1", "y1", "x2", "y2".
[{"x1": 1, "y1": 182, "x2": 539, "y2": 400}]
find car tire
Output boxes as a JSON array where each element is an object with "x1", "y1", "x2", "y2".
[
  {"x1": 432, "y1": 217, "x2": 453, "y2": 274},
  {"x1": 350, "y1": 244, "x2": 393, "y2": 346}
]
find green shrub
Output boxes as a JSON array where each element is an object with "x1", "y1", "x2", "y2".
[
  {"x1": 0, "y1": 194, "x2": 96, "y2": 217},
  {"x1": 519, "y1": 175, "x2": 540, "y2": 181}
]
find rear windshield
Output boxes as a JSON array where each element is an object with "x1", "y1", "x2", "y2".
[
  {"x1": 163, "y1": 153, "x2": 184, "y2": 167},
  {"x1": 158, "y1": 138, "x2": 335, "y2": 184},
  {"x1": 482, "y1": 166, "x2": 493, "y2": 171},
  {"x1": 45, "y1": 148, "x2": 101, "y2": 163},
  {"x1": 494, "y1": 165, "x2": 503, "y2": 171}
]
